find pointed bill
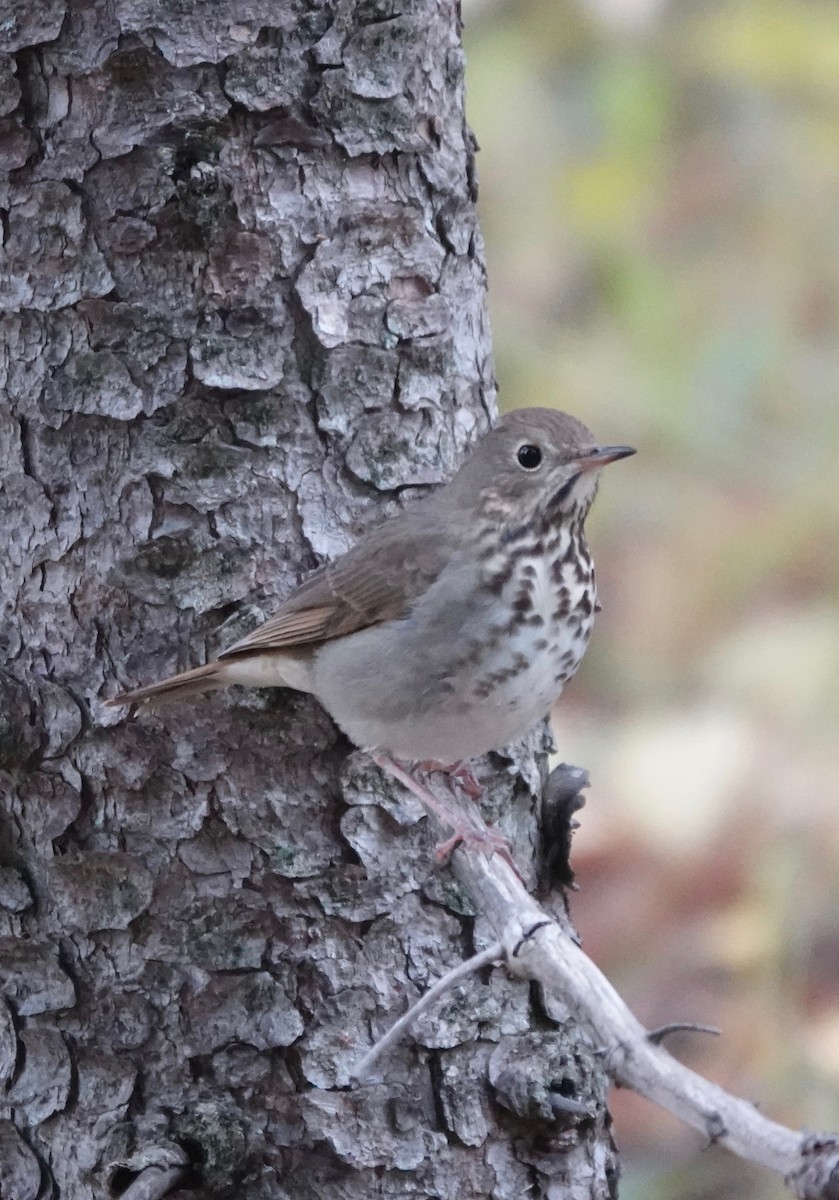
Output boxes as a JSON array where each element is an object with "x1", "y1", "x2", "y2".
[{"x1": 572, "y1": 445, "x2": 636, "y2": 472}]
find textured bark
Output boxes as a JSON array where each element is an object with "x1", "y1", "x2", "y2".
[{"x1": 0, "y1": 3, "x2": 617, "y2": 1198}]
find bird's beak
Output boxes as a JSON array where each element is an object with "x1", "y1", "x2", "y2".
[{"x1": 572, "y1": 445, "x2": 636, "y2": 473}]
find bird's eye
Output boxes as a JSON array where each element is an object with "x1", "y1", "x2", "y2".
[{"x1": 516, "y1": 443, "x2": 542, "y2": 471}]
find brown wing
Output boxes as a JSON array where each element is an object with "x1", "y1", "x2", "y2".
[{"x1": 219, "y1": 508, "x2": 452, "y2": 658}]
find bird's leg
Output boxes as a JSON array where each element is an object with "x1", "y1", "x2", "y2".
[
  {"x1": 415, "y1": 759, "x2": 484, "y2": 801},
  {"x1": 371, "y1": 752, "x2": 518, "y2": 873},
  {"x1": 371, "y1": 752, "x2": 471, "y2": 829}
]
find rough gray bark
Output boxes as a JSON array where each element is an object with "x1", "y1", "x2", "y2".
[{"x1": 0, "y1": 3, "x2": 617, "y2": 1197}]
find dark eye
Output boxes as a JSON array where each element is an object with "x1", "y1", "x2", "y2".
[{"x1": 517, "y1": 443, "x2": 542, "y2": 471}]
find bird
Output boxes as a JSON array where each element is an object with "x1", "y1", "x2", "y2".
[{"x1": 107, "y1": 407, "x2": 634, "y2": 859}]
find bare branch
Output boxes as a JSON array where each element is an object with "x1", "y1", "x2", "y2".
[
  {"x1": 119, "y1": 1166, "x2": 185, "y2": 1200},
  {"x1": 360, "y1": 765, "x2": 839, "y2": 1200}
]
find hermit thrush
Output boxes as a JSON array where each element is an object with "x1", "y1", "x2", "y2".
[{"x1": 107, "y1": 408, "x2": 634, "y2": 854}]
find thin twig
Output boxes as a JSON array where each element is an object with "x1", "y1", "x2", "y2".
[
  {"x1": 352, "y1": 942, "x2": 502, "y2": 1079},
  {"x1": 647, "y1": 1021, "x2": 722, "y2": 1046}
]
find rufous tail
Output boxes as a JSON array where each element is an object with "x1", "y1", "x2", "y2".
[{"x1": 105, "y1": 661, "x2": 227, "y2": 707}]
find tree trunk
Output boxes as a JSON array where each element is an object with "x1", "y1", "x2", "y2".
[{"x1": 0, "y1": 2, "x2": 617, "y2": 1197}]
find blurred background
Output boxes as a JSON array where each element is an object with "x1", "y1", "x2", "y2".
[{"x1": 463, "y1": 0, "x2": 839, "y2": 1196}]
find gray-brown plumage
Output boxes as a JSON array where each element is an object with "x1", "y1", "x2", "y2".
[{"x1": 107, "y1": 408, "x2": 634, "y2": 765}]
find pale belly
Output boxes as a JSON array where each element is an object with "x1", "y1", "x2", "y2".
[{"x1": 312, "y1": 552, "x2": 595, "y2": 763}]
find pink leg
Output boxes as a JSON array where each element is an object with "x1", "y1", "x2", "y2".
[
  {"x1": 372, "y1": 753, "x2": 466, "y2": 827},
  {"x1": 372, "y1": 752, "x2": 518, "y2": 874},
  {"x1": 432, "y1": 825, "x2": 518, "y2": 866},
  {"x1": 415, "y1": 759, "x2": 484, "y2": 801}
]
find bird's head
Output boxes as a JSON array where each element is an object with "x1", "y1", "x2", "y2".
[{"x1": 452, "y1": 407, "x2": 635, "y2": 530}]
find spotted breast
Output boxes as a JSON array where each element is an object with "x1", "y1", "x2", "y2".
[{"x1": 462, "y1": 519, "x2": 597, "y2": 750}]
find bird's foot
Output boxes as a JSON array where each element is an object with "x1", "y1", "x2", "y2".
[
  {"x1": 417, "y1": 759, "x2": 484, "y2": 801},
  {"x1": 372, "y1": 752, "x2": 519, "y2": 876},
  {"x1": 433, "y1": 823, "x2": 519, "y2": 876}
]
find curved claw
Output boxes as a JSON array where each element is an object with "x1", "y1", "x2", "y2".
[
  {"x1": 434, "y1": 824, "x2": 522, "y2": 880},
  {"x1": 417, "y1": 759, "x2": 484, "y2": 801}
]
